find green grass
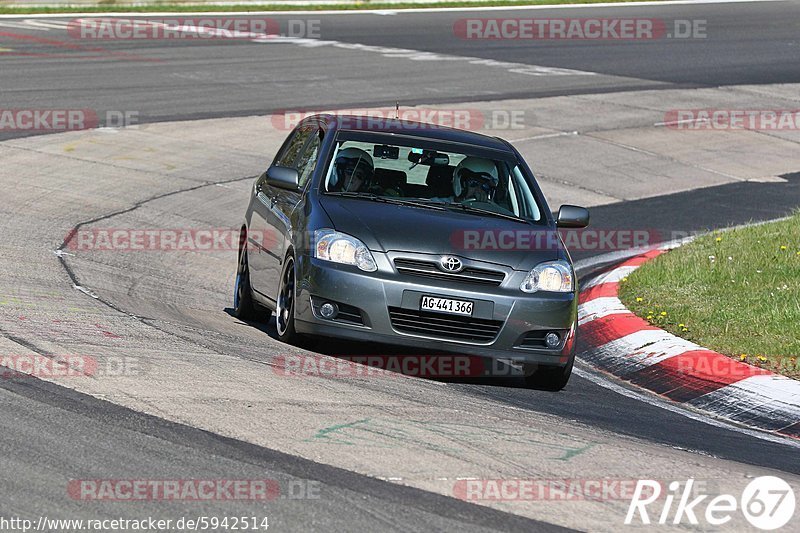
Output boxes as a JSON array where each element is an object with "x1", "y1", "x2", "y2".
[
  {"x1": 619, "y1": 212, "x2": 800, "y2": 379},
  {"x1": 0, "y1": 0, "x2": 674, "y2": 15}
]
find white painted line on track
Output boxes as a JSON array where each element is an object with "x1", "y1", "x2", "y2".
[
  {"x1": 250, "y1": 35, "x2": 598, "y2": 76},
  {"x1": 654, "y1": 118, "x2": 711, "y2": 127},
  {"x1": 0, "y1": 20, "x2": 48, "y2": 29},
  {"x1": 21, "y1": 16, "x2": 593, "y2": 78},
  {"x1": 21, "y1": 19, "x2": 72, "y2": 29},
  {"x1": 511, "y1": 131, "x2": 579, "y2": 142},
  {"x1": 0, "y1": 19, "x2": 71, "y2": 29}
]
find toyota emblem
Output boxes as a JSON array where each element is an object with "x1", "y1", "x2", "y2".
[{"x1": 439, "y1": 256, "x2": 463, "y2": 272}]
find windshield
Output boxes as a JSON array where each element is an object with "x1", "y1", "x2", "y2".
[{"x1": 323, "y1": 139, "x2": 543, "y2": 222}]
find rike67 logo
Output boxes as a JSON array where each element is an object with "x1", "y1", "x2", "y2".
[{"x1": 626, "y1": 477, "x2": 795, "y2": 530}]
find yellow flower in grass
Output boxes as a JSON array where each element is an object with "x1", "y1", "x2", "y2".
[
  {"x1": 621, "y1": 276, "x2": 628, "y2": 282},
  {"x1": 780, "y1": 245, "x2": 787, "y2": 250},
  {"x1": 635, "y1": 297, "x2": 643, "y2": 302},
  {"x1": 660, "y1": 311, "x2": 667, "y2": 316},
  {"x1": 715, "y1": 237, "x2": 722, "y2": 243},
  {"x1": 646, "y1": 315, "x2": 654, "y2": 320},
  {"x1": 758, "y1": 355, "x2": 768, "y2": 362},
  {"x1": 678, "y1": 323, "x2": 685, "y2": 328},
  {"x1": 739, "y1": 354, "x2": 747, "y2": 361}
]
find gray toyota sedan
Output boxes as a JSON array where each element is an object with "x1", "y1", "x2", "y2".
[{"x1": 234, "y1": 114, "x2": 589, "y2": 390}]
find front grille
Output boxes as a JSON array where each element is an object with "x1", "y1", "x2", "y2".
[
  {"x1": 393, "y1": 258, "x2": 505, "y2": 286},
  {"x1": 388, "y1": 307, "x2": 502, "y2": 342}
]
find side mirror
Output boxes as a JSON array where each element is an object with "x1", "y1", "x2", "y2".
[
  {"x1": 556, "y1": 205, "x2": 590, "y2": 228},
  {"x1": 266, "y1": 165, "x2": 299, "y2": 191}
]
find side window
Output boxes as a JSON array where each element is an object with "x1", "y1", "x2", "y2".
[
  {"x1": 276, "y1": 125, "x2": 314, "y2": 168},
  {"x1": 295, "y1": 134, "x2": 321, "y2": 188}
]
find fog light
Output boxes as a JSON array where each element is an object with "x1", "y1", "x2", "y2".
[
  {"x1": 545, "y1": 332, "x2": 560, "y2": 348},
  {"x1": 320, "y1": 302, "x2": 338, "y2": 319}
]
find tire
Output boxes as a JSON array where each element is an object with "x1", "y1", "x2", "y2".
[
  {"x1": 234, "y1": 243, "x2": 272, "y2": 323},
  {"x1": 275, "y1": 253, "x2": 299, "y2": 344},
  {"x1": 523, "y1": 356, "x2": 574, "y2": 391}
]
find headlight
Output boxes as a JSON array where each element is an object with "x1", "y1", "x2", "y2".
[
  {"x1": 520, "y1": 260, "x2": 573, "y2": 293},
  {"x1": 314, "y1": 229, "x2": 377, "y2": 272}
]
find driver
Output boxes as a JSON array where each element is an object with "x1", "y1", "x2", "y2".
[
  {"x1": 453, "y1": 157, "x2": 499, "y2": 203},
  {"x1": 329, "y1": 147, "x2": 374, "y2": 192}
]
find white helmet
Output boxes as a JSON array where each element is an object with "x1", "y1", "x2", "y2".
[
  {"x1": 453, "y1": 156, "x2": 498, "y2": 198},
  {"x1": 330, "y1": 147, "x2": 374, "y2": 190}
]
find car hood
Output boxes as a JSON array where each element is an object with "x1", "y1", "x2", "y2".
[{"x1": 318, "y1": 196, "x2": 562, "y2": 271}]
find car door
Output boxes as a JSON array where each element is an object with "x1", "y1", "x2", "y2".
[
  {"x1": 271, "y1": 129, "x2": 322, "y2": 275},
  {"x1": 248, "y1": 124, "x2": 317, "y2": 304}
]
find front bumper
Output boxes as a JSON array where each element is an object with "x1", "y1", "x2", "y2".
[{"x1": 293, "y1": 253, "x2": 577, "y2": 367}]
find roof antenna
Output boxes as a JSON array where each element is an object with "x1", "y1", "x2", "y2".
[{"x1": 395, "y1": 101, "x2": 399, "y2": 119}]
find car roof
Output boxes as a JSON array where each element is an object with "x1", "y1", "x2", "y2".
[{"x1": 302, "y1": 113, "x2": 513, "y2": 153}]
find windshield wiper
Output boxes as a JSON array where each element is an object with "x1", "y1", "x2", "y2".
[
  {"x1": 387, "y1": 198, "x2": 447, "y2": 210},
  {"x1": 326, "y1": 191, "x2": 375, "y2": 199},
  {"x1": 326, "y1": 192, "x2": 446, "y2": 210},
  {"x1": 325, "y1": 193, "x2": 526, "y2": 220},
  {"x1": 441, "y1": 202, "x2": 530, "y2": 224}
]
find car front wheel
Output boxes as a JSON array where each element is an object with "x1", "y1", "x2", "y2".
[{"x1": 276, "y1": 254, "x2": 299, "y2": 344}]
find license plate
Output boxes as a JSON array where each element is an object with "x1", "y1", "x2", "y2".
[{"x1": 420, "y1": 296, "x2": 474, "y2": 316}]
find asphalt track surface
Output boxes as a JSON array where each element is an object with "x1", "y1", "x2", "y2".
[
  {"x1": 2, "y1": 1, "x2": 800, "y2": 531},
  {"x1": 1, "y1": 0, "x2": 799, "y2": 134}
]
